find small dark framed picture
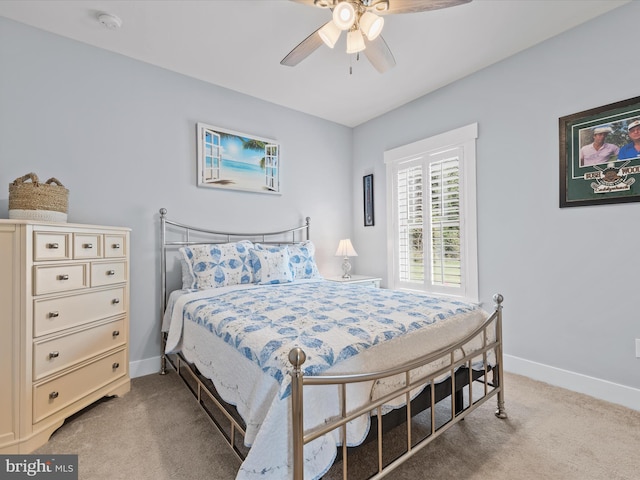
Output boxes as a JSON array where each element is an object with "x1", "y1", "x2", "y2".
[
  {"x1": 363, "y1": 174, "x2": 374, "y2": 226},
  {"x1": 559, "y1": 96, "x2": 640, "y2": 207}
]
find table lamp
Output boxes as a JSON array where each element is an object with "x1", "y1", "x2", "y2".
[{"x1": 335, "y1": 238, "x2": 358, "y2": 279}]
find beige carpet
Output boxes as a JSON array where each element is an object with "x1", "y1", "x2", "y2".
[{"x1": 35, "y1": 371, "x2": 640, "y2": 479}]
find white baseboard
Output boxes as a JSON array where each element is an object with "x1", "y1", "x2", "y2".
[
  {"x1": 504, "y1": 354, "x2": 640, "y2": 412},
  {"x1": 129, "y1": 356, "x2": 162, "y2": 379}
]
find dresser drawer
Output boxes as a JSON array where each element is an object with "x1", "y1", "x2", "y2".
[
  {"x1": 33, "y1": 264, "x2": 88, "y2": 295},
  {"x1": 91, "y1": 261, "x2": 126, "y2": 287},
  {"x1": 33, "y1": 287, "x2": 126, "y2": 337},
  {"x1": 33, "y1": 349, "x2": 127, "y2": 423},
  {"x1": 104, "y1": 234, "x2": 127, "y2": 258},
  {"x1": 33, "y1": 318, "x2": 126, "y2": 380},
  {"x1": 73, "y1": 233, "x2": 102, "y2": 259},
  {"x1": 33, "y1": 232, "x2": 71, "y2": 261}
]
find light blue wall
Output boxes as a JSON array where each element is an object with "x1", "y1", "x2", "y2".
[
  {"x1": 1, "y1": 2, "x2": 638, "y2": 409},
  {"x1": 352, "y1": 2, "x2": 640, "y2": 406},
  {"x1": 0, "y1": 17, "x2": 353, "y2": 373}
]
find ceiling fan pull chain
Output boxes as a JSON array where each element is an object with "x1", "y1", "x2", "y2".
[{"x1": 349, "y1": 51, "x2": 361, "y2": 75}]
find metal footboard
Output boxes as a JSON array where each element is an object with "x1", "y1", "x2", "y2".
[{"x1": 289, "y1": 294, "x2": 506, "y2": 480}]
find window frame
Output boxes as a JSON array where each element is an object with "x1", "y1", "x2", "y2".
[{"x1": 384, "y1": 123, "x2": 479, "y2": 302}]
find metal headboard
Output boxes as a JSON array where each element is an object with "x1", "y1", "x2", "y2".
[{"x1": 158, "y1": 207, "x2": 311, "y2": 371}]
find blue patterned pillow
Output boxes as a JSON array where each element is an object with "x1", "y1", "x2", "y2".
[
  {"x1": 249, "y1": 247, "x2": 293, "y2": 284},
  {"x1": 179, "y1": 240, "x2": 253, "y2": 289},
  {"x1": 287, "y1": 241, "x2": 321, "y2": 280}
]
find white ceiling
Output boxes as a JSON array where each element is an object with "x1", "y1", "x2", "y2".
[{"x1": 0, "y1": 0, "x2": 630, "y2": 127}]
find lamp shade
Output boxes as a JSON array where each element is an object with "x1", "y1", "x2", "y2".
[
  {"x1": 319, "y1": 20, "x2": 341, "y2": 48},
  {"x1": 333, "y1": 2, "x2": 356, "y2": 30},
  {"x1": 359, "y1": 11, "x2": 384, "y2": 40},
  {"x1": 346, "y1": 29, "x2": 365, "y2": 54},
  {"x1": 335, "y1": 239, "x2": 358, "y2": 257}
]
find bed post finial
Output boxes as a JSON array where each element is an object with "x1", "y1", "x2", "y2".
[
  {"x1": 160, "y1": 208, "x2": 167, "y2": 217},
  {"x1": 493, "y1": 293, "x2": 503, "y2": 309},
  {"x1": 289, "y1": 347, "x2": 307, "y2": 369}
]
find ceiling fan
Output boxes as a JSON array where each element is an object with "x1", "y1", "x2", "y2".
[{"x1": 281, "y1": 0, "x2": 472, "y2": 73}]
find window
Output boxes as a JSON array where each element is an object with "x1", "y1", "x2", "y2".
[{"x1": 385, "y1": 123, "x2": 478, "y2": 302}]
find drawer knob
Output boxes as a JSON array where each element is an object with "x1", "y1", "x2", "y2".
[
  {"x1": 112, "y1": 330, "x2": 120, "y2": 337},
  {"x1": 112, "y1": 243, "x2": 121, "y2": 249},
  {"x1": 107, "y1": 270, "x2": 116, "y2": 276},
  {"x1": 47, "y1": 243, "x2": 59, "y2": 249},
  {"x1": 49, "y1": 311, "x2": 60, "y2": 318},
  {"x1": 112, "y1": 298, "x2": 120, "y2": 304},
  {"x1": 48, "y1": 351, "x2": 60, "y2": 359},
  {"x1": 49, "y1": 391, "x2": 59, "y2": 400},
  {"x1": 57, "y1": 274, "x2": 69, "y2": 281},
  {"x1": 112, "y1": 362, "x2": 120, "y2": 369},
  {"x1": 83, "y1": 243, "x2": 93, "y2": 249}
]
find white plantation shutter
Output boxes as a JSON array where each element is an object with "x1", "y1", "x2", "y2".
[
  {"x1": 397, "y1": 164, "x2": 424, "y2": 284},
  {"x1": 429, "y1": 150, "x2": 461, "y2": 289},
  {"x1": 386, "y1": 124, "x2": 478, "y2": 301}
]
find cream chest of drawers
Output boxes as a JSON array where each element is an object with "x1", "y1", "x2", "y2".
[{"x1": 0, "y1": 220, "x2": 130, "y2": 453}]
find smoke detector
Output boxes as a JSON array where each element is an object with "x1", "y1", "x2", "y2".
[{"x1": 97, "y1": 13, "x2": 122, "y2": 30}]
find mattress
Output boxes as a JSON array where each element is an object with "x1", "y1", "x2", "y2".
[{"x1": 163, "y1": 279, "x2": 492, "y2": 479}]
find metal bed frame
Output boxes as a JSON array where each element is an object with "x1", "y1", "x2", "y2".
[{"x1": 158, "y1": 208, "x2": 507, "y2": 479}]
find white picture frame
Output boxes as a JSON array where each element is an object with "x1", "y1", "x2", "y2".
[{"x1": 196, "y1": 122, "x2": 281, "y2": 194}]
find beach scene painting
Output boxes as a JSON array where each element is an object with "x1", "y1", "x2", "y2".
[{"x1": 196, "y1": 122, "x2": 281, "y2": 194}]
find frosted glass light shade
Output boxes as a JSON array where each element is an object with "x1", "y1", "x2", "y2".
[
  {"x1": 335, "y1": 239, "x2": 358, "y2": 257},
  {"x1": 360, "y1": 11, "x2": 384, "y2": 40},
  {"x1": 333, "y1": 2, "x2": 356, "y2": 30},
  {"x1": 346, "y1": 29, "x2": 365, "y2": 54},
  {"x1": 319, "y1": 20, "x2": 341, "y2": 48}
]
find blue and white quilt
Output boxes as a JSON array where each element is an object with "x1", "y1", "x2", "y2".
[{"x1": 164, "y1": 280, "x2": 491, "y2": 480}]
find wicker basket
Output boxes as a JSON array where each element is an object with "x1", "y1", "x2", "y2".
[{"x1": 9, "y1": 173, "x2": 69, "y2": 222}]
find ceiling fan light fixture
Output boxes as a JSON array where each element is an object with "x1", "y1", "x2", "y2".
[
  {"x1": 359, "y1": 11, "x2": 384, "y2": 40},
  {"x1": 346, "y1": 28, "x2": 365, "y2": 54},
  {"x1": 318, "y1": 20, "x2": 341, "y2": 48},
  {"x1": 333, "y1": 2, "x2": 356, "y2": 30}
]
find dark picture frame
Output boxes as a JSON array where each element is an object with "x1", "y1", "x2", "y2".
[
  {"x1": 560, "y1": 96, "x2": 640, "y2": 207},
  {"x1": 363, "y1": 174, "x2": 374, "y2": 226}
]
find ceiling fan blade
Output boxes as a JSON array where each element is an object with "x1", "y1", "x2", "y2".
[
  {"x1": 281, "y1": 27, "x2": 325, "y2": 66},
  {"x1": 364, "y1": 35, "x2": 396, "y2": 73},
  {"x1": 288, "y1": 0, "x2": 473, "y2": 14},
  {"x1": 289, "y1": 0, "x2": 331, "y2": 7},
  {"x1": 381, "y1": 0, "x2": 472, "y2": 14}
]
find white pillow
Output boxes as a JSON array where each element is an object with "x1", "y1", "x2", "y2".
[
  {"x1": 179, "y1": 240, "x2": 253, "y2": 289},
  {"x1": 249, "y1": 247, "x2": 293, "y2": 284}
]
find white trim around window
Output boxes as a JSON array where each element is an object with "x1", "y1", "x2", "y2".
[{"x1": 384, "y1": 123, "x2": 479, "y2": 303}]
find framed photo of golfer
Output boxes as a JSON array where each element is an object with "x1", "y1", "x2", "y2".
[{"x1": 560, "y1": 96, "x2": 640, "y2": 207}]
